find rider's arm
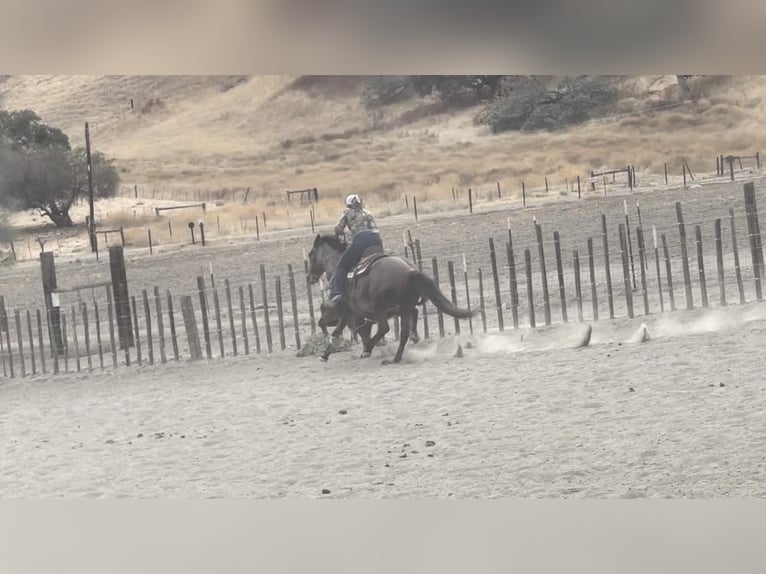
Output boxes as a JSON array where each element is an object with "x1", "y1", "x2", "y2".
[{"x1": 334, "y1": 211, "x2": 348, "y2": 236}]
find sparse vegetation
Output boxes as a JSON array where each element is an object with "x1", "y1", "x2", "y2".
[
  {"x1": 476, "y1": 76, "x2": 621, "y2": 133},
  {"x1": 0, "y1": 74, "x2": 762, "y2": 245}
]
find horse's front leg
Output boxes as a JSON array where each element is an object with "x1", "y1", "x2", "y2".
[{"x1": 331, "y1": 316, "x2": 347, "y2": 339}]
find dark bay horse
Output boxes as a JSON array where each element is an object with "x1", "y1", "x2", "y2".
[
  {"x1": 307, "y1": 234, "x2": 475, "y2": 363},
  {"x1": 307, "y1": 234, "x2": 421, "y2": 347}
]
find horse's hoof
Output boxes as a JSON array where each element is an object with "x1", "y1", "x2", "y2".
[
  {"x1": 320, "y1": 355, "x2": 329, "y2": 362},
  {"x1": 409, "y1": 335, "x2": 420, "y2": 344},
  {"x1": 361, "y1": 351, "x2": 371, "y2": 359},
  {"x1": 381, "y1": 359, "x2": 391, "y2": 365}
]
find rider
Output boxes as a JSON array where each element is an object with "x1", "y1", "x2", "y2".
[{"x1": 324, "y1": 193, "x2": 383, "y2": 311}]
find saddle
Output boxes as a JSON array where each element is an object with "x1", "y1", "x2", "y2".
[{"x1": 347, "y1": 249, "x2": 388, "y2": 280}]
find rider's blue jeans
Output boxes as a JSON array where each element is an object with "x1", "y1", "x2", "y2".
[{"x1": 329, "y1": 229, "x2": 383, "y2": 299}]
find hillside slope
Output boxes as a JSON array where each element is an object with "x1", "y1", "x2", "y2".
[{"x1": 1, "y1": 75, "x2": 765, "y2": 206}]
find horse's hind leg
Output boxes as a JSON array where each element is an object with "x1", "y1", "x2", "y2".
[
  {"x1": 409, "y1": 307, "x2": 420, "y2": 344},
  {"x1": 366, "y1": 318, "x2": 390, "y2": 354},
  {"x1": 358, "y1": 322, "x2": 374, "y2": 358},
  {"x1": 390, "y1": 313, "x2": 410, "y2": 363}
]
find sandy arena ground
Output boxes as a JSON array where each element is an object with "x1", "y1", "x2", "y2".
[
  {"x1": 1, "y1": 303, "x2": 766, "y2": 498},
  {"x1": 2, "y1": 176, "x2": 766, "y2": 498}
]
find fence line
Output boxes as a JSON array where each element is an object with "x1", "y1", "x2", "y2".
[{"x1": 2, "y1": 182, "x2": 766, "y2": 378}]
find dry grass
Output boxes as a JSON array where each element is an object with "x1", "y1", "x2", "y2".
[{"x1": 2, "y1": 74, "x2": 766, "y2": 241}]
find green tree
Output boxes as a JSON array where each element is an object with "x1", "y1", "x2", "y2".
[
  {"x1": 0, "y1": 109, "x2": 120, "y2": 227},
  {"x1": 0, "y1": 109, "x2": 70, "y2": 151},
  {"x1": 361, "y1": 76, "x2": 413, "y2": 107},
  {"x1": 478, "y1": 76, "x2": 620, "y2": 133},
  {"x1": 410, "y1": 76, "x2": 502, "y2": 106}
]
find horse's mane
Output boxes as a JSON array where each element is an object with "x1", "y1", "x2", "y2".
[{"x1": 315, "y1": 234, "x2": 346, "y2": 251}]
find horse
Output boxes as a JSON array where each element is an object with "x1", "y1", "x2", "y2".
[
  {"x1": 307, "y1": 233, "x2": 476, "y2": 363},
  {"x1": 307, "y1": 234, "x2": 421, "y2": 348}
]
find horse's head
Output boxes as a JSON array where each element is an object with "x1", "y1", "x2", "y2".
[{"x1": 307, "y1": 234, "x2": 345, "y2": 284}]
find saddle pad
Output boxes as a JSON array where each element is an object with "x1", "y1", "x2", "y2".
[{"x1": 347, "y1": 252, "x2": 388, "y2": 279}]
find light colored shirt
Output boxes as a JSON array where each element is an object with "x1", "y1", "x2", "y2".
[{"x1": 334, "y1": 207, "x2": 377, "y2": 237}]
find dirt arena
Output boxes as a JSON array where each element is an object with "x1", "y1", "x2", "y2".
[{"x1": 2, "y1": 176, "x2": 766, "y2": 497}]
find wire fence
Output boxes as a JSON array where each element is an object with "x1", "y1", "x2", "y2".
[{"x1": 2, "y1": 180, "x2": 766, "y2": 380}]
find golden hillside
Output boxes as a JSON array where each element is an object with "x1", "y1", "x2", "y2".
[{"x1": 1, "y1": 75, "x2": 765, "y2": 208}]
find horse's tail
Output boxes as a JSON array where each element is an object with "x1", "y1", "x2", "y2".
[{"x1": 408, "y1": 271, "x2": 475, "y2": 319}]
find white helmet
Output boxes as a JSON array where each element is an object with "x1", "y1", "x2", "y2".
[{"x1": 345, "y1": 194, "x2": 361, "y2": 208}]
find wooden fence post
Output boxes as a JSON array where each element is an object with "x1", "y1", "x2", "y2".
[
  {"x1": 524, "y1": 248, "x2": 536, "y2": 328},
  {"x1": 415, "y1": 239, "x2": 429, "y2": 339},
  {"x1": 288, "y1": 265, "x2": 301, "y2": 350},
  {"x1": 0, "y1": 307, "x2": 7, "y2": 378},
  {"x1": 601, "y1": 215, "x2": 615, "y2": 319},
  {"x1": 154, "y1": 286, "x2": 167, "y2": 363},
  {"x1": 26, "y1": 310, "x2": 36, "y2": 375},
  {"x1": 652, "y1": 227, "x2": 664, "y2": 313},
  {"x1": 624, "y1": 200, "x2": 637, "y2": 289},
  {"x1": 714, "y1": 219, "x2": 726, "y2": 306},
  {"x1": 618, "y1": 224, "x2": 634, "y2": 319},
  {"x1": 109, "y1": 246, "x2": 134, "y2": 349},
  {"x1": 197, "y1": 276, "x2": 212, "y2": 359},
  {"x1": 676, "y1": 202, "x2": 694, "y2": 309},
  {"x1": 447, "y1": 261, "x2": 460, "y2": 335},
  {"x1": 728, "y1": 209, "x2": 745, "y2": 304},
  {"x1": 61, "y1": 313, "x2": 67, "y2": 373},
  {"x1": 92, "y1": 300, "x2": 104, "y2": 370},
  {"x1": 36, "y1": 309, "x2": 46, "y2": 374},
  {"x1": 180, "y1": 295, "x2": 202, "y2": 360},
  {"x1": 695, "y1": 226, "x2": 709, "y2": 308},
  {"x1": 432, "y1": 258, "x2": 445, "y2": 338},
  {"x1": 462, "y1": 254, "x2": 473, "y2": 335},
  {"x1": 534, "y1": 221, "x2": 551, "y2": 325},
  {"x1": 553, "y1": 231, "x2": 568, "y2": 323},
  {"x1": 275, "y1": 276, "x2": 286, "y2": 350},
  {"x1": 661, "y1": 234, "x2": 676, "y2": 311},
  {"x1": 167, "y1": 291, "x2": 179, "y2": 361},
  {"x1": 142, "y1": 289, "x2": 154, "y2": 365},
  {"x1": 14, "y1": 310, "x2": 26, "y2": 377},
  {"x1": 744, "y1": 182, "x2": 764, "y2": 301},
  {"x1": 40, "y1": 251, "x2": 64, "y2": 354},
  {"x1": 304, "y1": 260, "x2": 316, "y2": 334},
  {"x1": 81, "y1": 303, "x2": 92, "y2": 372},
  {"x1": 212, "y1": 287, "x2": 225, "y2": 357},
  {"x1": 260, "y1": 265, "x2": 273, "y2": 353},
  {"x1": 636, "y1": 227, "x2": 649, "y2": 315},
  {"x1": 478, "y1": 268, "x2": 487, "y2": 333},
  {"x1": 248, "y1": 284, "x2": 262, "y2": 353},
  {"x1": 105, "y1": 289, "x2": 119, "y2": 368},
  {"x1": 505, "y1": 221, "x2": 519, "y2": 329},
  {"x1": 225, "y1": 279, "x2": 238, "y2": 356},
  {"x1": 573, "y1": 250, "x2": 583, "y2": 322},
  {"x1": 489, "y1": 238, "x2": 504, "y2": 331},
  {"x1": 587, "y1": 238, "x2": 598, "y2": 321},
  {"x1": 238, "y1": 286, "x2": 250, "y2": 355}
]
